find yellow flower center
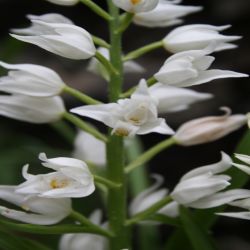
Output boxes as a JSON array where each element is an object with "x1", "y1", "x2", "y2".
[
  {"x1": 114, "y1": 128, "x2": 129, "y2": 137},
  {"x1": 50, "y1": 179, "x2": 68, "y2": 189},
  {"x1": 130, "y1": 0, "x2": 141, "y2": 5}
]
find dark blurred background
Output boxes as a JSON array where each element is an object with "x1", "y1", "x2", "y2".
[{"x1": 0, "y1": 0, "x2": 250, "y2": 249}]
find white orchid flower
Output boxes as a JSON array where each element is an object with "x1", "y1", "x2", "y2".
[
  {"x1": 0, "y1": 95, "x2": 65, "y2": 124},
  {"x1": 170, "y1": 152, "x2": 237, "y2": 208},
  {"x1": 112, "y1": 0, "x2": 159, "y2": 13},
  {"x1": 0, "y1": 185, "x2": 71, "y2": 225},
  {"x1": 163, "y1": 24, "x2": 241, "y2": 53},
  {"x1": 16, "y1": 153, "x2": 95, "y2": 198},
  {"x1": 11, "y1": 13, "x2": 96, "y2": 60},
  {"x1": 154, "y1": 44, "x2": 248, "y2": 87},
  {"x1": 130, "y1": 175, "x2": 179, "y2": 219},
  {"x1": 174, "y1": 107, "x2": 247, "y2": 146},
  {"x1": 0, "y1": 61, "x2": 65, "y2": 97},
  {"x1": 46, "y1": 0, "x2": 78, "y2": 5},
  {"x1": 148, "y1": 83, "x2": 212, "y2": 113},
  {"x1": 59, "y1": 210, "x2": 107, "y2": 250},
  {"x1": 71, "y1": 80, "x2": 174, "y2": 137},
  {"x1": 133, "y1": 0, "x2": 202, "y2": 28},
  {"x1": 73, "y1": 130, "x2": 106, "y2": 167},
  {"x1": 87, "y1": 47, "x2": 144, "y2": 81}
]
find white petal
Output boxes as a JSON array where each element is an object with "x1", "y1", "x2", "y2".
[
  {"x1": 235, "y1": 153, "x2": 250, "y2": 165},
  {"x1": 216, "y1": 212, "x2": 250, "y2": 220},
  {"x1": 232, "y1": 163, "x2": 250, "y2": 175}
]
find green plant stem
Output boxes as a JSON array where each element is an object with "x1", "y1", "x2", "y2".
[
  {"x1": 117, "y1": 13, "x2": 134, "y2": 33},
  {"x1": 126, "y1": 196, "x2": 172, "y2": 226},
  {"x1": 79, "y1": 0, "x2": 112, "y2": 21},
  {"x1": 63, "y1": 85, "x2": 102, "y2": 105},
  {"x1": 92, "y1": 35, "x2": 110, "y2": 49},
  {"x1": 95, "y1": 51, "x2": 119, "y2": 76},
  {"x1": 63, "y1": 112, "x2": 108, "y2": 143},
  {"x1": 125, "y1": 137, "x2": 176, "y2": 173},
  {"x1": 123, "y1": 40, "x2": 163, "y2": 61},
  {"x1": 106, "y1": 1, "x2": 130, "y2": 249},
  {"x1": 94, "y1": 175, "x2": 122, "y2": 189}
]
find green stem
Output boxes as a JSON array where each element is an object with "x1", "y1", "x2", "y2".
[
  {"x1": 117, "y1": 13, "x2": 134, "y2": 33},
  {"x1": 94, "y1": 175, "x2": 122, "y2": 189},
  {"x1": 79, "y1": 0, "x2": 112, "y2": 21},
  {"x1": 92, "y1": 35, "x2": 110, "y2": 49},
  {"x1": 63, "y1": 112, "x2": 108, "y2": 143},
  {"x1": 123, "y1": 40, "x2": 163, "y2": 61},
  {"x1": 63, "y1": 85, "x2": 102, "y2": 105},
  {"x1": 95, "y1": 51, "x2": 119, "y2": 76},
  {"x1": 125, "y1": 137, "x2": 176, "y2": 173},
  {"x1": 125, "y1": 196, "x2": 172, "y2": 226},
  {"x1": 147, "y1": 76, "x2": 157, "y2": 86},
  {"x1": 107, "y1": 1, "x2": 130, "y2": 249}
]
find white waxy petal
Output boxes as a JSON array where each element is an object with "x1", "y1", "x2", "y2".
[
  {"x1": 232, "y1": 163, "x2": 250, "y2": 175},
  {"x1": 216, "y1": 212, "x2": 250, "y2": 220},
  {"x1": 235, "y1": 153, "x2": 250, "y2": 165}
]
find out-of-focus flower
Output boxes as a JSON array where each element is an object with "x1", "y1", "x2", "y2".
[
  {"x1": 0, "y1": 61, "x2": 65, "y2": 97},
  {"x1": 71, "y1": 79, "x2": 174, "y2": 137},
  {"x1": 0, "y1": 185, "x2": 71, "y2": 225},
  {"x1": 163, "y1": 24, "x2": 241, "y2": 53},
  {"x1": 154, "y1": 45, "x2": 248, "y2": 87},
  {"x1": 46, "y1": 0, "x2": 78, "y2": 5},
  {"x1": 87, "y1": 47, "x2": 144, "y2": 81},
  {"x1": 59, "y1": 210, "x2": 107, "y2": 250},
  {"x1": 148, "y1": 82, "x2": 212, "y2": 113},
  {"x1": 16, "y1": 153, "x2": 95, "y2": 198},
  {"x1": 112, "y1": 0, "x2": 159, "y2": 13},
  {"x1": 133, "y1": 0, "x2": 202, "y2": 28},
  {"x1": 73, "y1": 130, "x2": 106, "y2": 167},
  {"x1": 130, "y1": 175, "x2": 179, "y2": 218},
  {"x1": 174, "y1": 107, "x2": 247, "y2": 146},
  {"x1": 0, "y1": 95, "x2": 65, "y2": 124},
  {"x1": 11, "y1": 14, "x2": 96, "y2": 60}
]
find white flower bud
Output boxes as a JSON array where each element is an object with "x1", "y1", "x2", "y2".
[
  {"x1": 46, "y1": 0, "x2": 78, "y2": 5},
  {"x1": 174, "y1": 107, "x2": 247, "y2": 146}
]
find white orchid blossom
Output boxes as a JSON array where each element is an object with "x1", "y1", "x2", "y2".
[
  {"x1": 16, "y1": 153, "x2": 95, "y2": 198},
  {"x1": 46, "y1": 0, "x2": 78, "y2": 5},
  {"x1": 130, "y1": 175, "x2": 179, "y2": 218},
  {"x1": 71, "y1": 80, "x2": 174, "y2": 137},
  {"x1": 73, "y1": 130, "x2": 106, "y2": 167},
  {"x1": 11, "y1": 13, "x2": 96, "y2": 60},
  {"x1": 0, "y1": 95, "x2": 65, "y2": 124},
  {"x1": 0, "y1": 61, "x2": 65, "y2": 97},
  {"x1": 154, "y1": 45, "x2": 248, "y2": 87},
  {"x1": 88, "y1": 47, "x2": 144, "y2": 81},
  {"x1": 174, "y1": 107, "x2": 247, "y2": 146},
  {"x1": 148, "y1": 83, "x2": 212, "y2": 113},
  {"x1": 0, "y1": 185, "x2": 71, "y2": 225},
  {"x1": 163, "y1": 24, "x2": 241, "y2": 53},
  {"x1": 112, "y1": 0, "x2": 159, "y2": 13},
  {"x1": 133, "y1": 0, "x2": 202, "y2": 28},
  {"x1": 59, "y1": 210, "x2": 107, "y2": 250}
]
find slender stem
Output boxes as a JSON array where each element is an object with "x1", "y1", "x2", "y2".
[
  {"x1": 95, "y1": 51, "x2": 119, "y2": 76},
  {"x1": 123, "y1": 40, "x2": 164, "y2": 61},
  {"x1": 125, "y1": 137, "x2": 176, "y2": 173},
  {"x1": 117, "y1": 13, "x2": 134, "y2": 33},
  {"x1": 94, "y1": 175, "x2": 122, "y2": 189},
  {"x1": 92, "y1": 35, "x2": 110, "y2": 49},
  {"x1": 63, "y1": 112, "x2": 108, "y2": 143},
  {"x1": 147, "y1": 76, "x2": 157, "y2": 86},
  {"x1": 79, "y1": 0, "x2": 112, "y2": 21},
  {"x1": 126, "y1": 196, "x2": 172, "y2": 226},
  {"x1": 107, "y1": 1, "x2": 130, "y2": 249},
  {"x1": 63, "y1": 85, "x2": 102, "y2": 105}
]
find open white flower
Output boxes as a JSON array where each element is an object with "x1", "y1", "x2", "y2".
[
  {"x1": 133, "y1": 0, "x2": 202, "y2": 28},
  {"x1": 154, "y1": 45, "x2": 248, "y2": 87},
  {"x1": 88, "y1": 47, "x2": 144, "y2": 81},
  {"x1": 71, "y1": 80, "x2": 174, "y2": 137},
  {"x1": 46, "y1": 0, "x2": 78, "y2": 5},
  {"x1": 73, "y1": 130, "x2": 106, "y2": 167},
  {"x1": 148, "y1": 83, "x2": 212, "y2": 113},
  {"x1": 112, "y1": 0, "x2": 159, "y2": 13},
  {"x1": 0, "y1": 61, "x2": 65, "y2": 97},
  {"x1": 0, "y1": 185, "x2": 71, "y2": 225},
  {"x1": 59, "y1": 210, "x2": 107, "y2": 250},
  {"x1": 16, "y1": 153, "x2": 95, "y2": 198},
  {"x1": 0, "y1": 95, "x2": 65, "y2": 124},
  {"x1": 174, "y1": 107, "x2": 247, "y2": 146},
  {"x1": 163, "y1": 24, "x2": 241, "y2": 53},
  {"x1": 130, "y1": 175, "x2": 179, "y2": 218},
  {"x1": 11, "y1": 13, "x2": 96, "y2": 60}
]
